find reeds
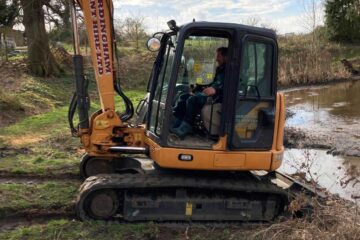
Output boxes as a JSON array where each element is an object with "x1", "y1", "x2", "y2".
[{"x1": 278, "y1": 34, "x2": 353, "y2": 86}]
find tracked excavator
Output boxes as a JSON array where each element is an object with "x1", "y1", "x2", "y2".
[{"x1": 68, "y1": 0, "x2": 315, "y2": 221}]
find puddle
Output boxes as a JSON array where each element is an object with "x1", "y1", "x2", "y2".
[
  {"x1": 280, "y1": 148, "x2": 359, "y2": 202},
  {"x1": 283, "y1": 80, "x2": 360, "y2": 130}
]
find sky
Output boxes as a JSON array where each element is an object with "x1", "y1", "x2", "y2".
[{"x1": 113, "y1": 0, "x2": 325, "y2": 34}]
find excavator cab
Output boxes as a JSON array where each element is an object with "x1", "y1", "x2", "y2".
[
  {"x1": 76, "y1": 20, "x2": 289, "y2": 221},
  {"x1": 143, "y1": 21, "x2": 284, "y2": 170},
  {"x1": 69, "y1": 12, "x2": 284, "y2": 178}
]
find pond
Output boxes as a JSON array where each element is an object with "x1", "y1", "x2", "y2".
[
  {"x1": 280, "y1": 80, "x2": 360, "y2": 202},
  {"x1": 284, "y1": 80, "x2": 360, "y2": 133}
]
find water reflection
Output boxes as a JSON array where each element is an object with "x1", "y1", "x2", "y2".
[
  {"x1": 283, "y1": 80, "x2": 360, "y2": 151},
  {"x1": 283, "y1": 80, "x2": 360, "y2": 126},
  {"x1": 280, "y1": 149, "x2": 359, "y2": 202},
  {"x1": 281, "y1": 80, "x2": 360, "y2": 202}
]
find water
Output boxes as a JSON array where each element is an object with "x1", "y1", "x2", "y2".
[
  {"x1": 279, "y1": 149, "x2": 359, "y2": 201},
  {"x1": 280, "y1": 80, "x2": 360, "y2": 201},
  {"x1": 284, "y1": 80, "x2": 360, "y2": 134}
]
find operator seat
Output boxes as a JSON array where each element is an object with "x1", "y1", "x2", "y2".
[{"x1": 201, "y1": 101, "x2": 222, "y2": 136}]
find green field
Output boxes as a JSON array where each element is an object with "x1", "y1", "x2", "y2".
[{"x1": 0, "y1": 181, "x2": 79, "y2": 218}]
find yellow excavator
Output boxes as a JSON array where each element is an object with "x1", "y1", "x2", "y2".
[{"x1": 68, "y1": 0, "x2": 313, "y2": 221}]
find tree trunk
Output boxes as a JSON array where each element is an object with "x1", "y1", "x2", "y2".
[
  {"x1": 20, "y1": 0, "x2": 61, "y2": 77},
  {"x1": 62, "y1": 0, "x2": 71, "y2": 30},
  {"x1": 135, "y1": 25, "x2": 139, "y2": 51},
  {"x1": 3, "y1": 31, "x2": 8, "y2": 62}
]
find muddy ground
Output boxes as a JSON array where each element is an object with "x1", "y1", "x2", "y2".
[{"x1": 284, "y1": 112, "x2": 360, "y2": 157}]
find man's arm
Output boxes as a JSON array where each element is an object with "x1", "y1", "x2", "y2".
[{"x1": 203, "y1": 70, "x2": 225, "y2": 96}]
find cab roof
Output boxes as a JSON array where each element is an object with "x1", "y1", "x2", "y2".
[{"x1": 179, "y1": 21, "x2": 277, "y2": 39}]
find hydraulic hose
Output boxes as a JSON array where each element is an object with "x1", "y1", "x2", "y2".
[
  {"x1": 107, "y1": 0, "x2": 134, "y2": 122},
  {"x1": 68, "y1": 65, "x2": 90, "y2": 137},
  {"x1": 68, "y1": 91, "x2": 78, "y2": 136},
  {"x1": 68, "y1": 0, "x2": 90, "y2": 136}
]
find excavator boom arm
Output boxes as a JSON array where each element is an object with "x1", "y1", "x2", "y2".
[{"x1": 76, "y1": 0, "x2": 115, "y2": 111}]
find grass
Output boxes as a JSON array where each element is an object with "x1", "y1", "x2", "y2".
[
  {"x1": 0, "y1": 145, "x2": 80, "y2": 176},
  {"x1": 0, "y1": 72, "x2": 79, "y2": 131},
  {"x1": 0, "y1": 90, "x2": 24, "y2": 112},
  {"x1": 0, "y1": 90, "x2": 145, "y2": 138},
  {"x1": 0, "y1": 220, "x2": 162, "y2": 240},
  {"x1": 0, "y1": 106, "x2": 81, "y2": 176},
  {"x1": 0, "y1": 106, "x2": 70, "y2": 138},
  {"x1": 0, "y1": 70, "x2": 82, "y2": 175},
  {"x1": 7, "y1": 54, "x2": 26, "y2": 62},
  {"x1": 0, "y1": 181, "x2": 79, "y2": 218},
  {"x1": 0, "y1": 220, "x2": 260, "y2": 240},
  {"x1": 0, "y1": 84, "x2": 145, "y2": 176}
]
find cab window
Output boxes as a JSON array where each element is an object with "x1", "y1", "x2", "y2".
[
  {"x1": 149, "y1": 37, "x2": 176, "y2": 135},
  {"x1": 167, "y1": 33, "x2": 229, "y2": 148},
  {"x1": 239, "y1": 41, "x2": 273, "y2": 97},
  {"x1": 231, "y1": 38, "x2": 275, "y2": 149}
]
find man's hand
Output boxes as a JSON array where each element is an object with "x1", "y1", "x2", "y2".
[{"x1": 202, "y1": 87, "x2": 216, "y2": 96}]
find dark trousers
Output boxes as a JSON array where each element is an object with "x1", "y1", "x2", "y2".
[{"x1": 173, "y1": 92, "x2": 207, "y2": 124}]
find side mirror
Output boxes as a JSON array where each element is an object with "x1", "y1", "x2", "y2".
[{"x1": 146, "y1": 38, "x2": 161, "y2": 52}]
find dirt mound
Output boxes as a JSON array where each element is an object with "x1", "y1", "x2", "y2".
[{"x1": 0, "y1": 60, "x2": 28, "y2": 92}]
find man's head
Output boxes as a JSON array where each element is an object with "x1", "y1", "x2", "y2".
[{"x1": 216, "y1": 47, "x2": 228, "y2": 66}]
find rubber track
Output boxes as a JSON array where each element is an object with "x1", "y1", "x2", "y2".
[{"x1": 76, "y1": 172, "x2": 289, "y2": 221}]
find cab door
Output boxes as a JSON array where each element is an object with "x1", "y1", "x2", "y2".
[
  {"x1": 229, "y1": 35, "x2": 277, "y2": 150},
  {"x1": 147, "y1": 36, "x2": 176, "y2": 137}
]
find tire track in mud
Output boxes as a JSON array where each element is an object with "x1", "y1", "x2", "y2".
[
  {"x1": 0, "y1": 211, "x2": 75, "y2": 232},
  {"x1": 0, "y1": 173, "x2": 80, "y2": 184},
  {"x1": 0, "y1": 173, "x2": 81, "y2": 231}
]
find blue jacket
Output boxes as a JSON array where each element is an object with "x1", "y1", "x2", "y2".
[{"x1": 209, "y1": 64, "x2": 226, "y2": 100}]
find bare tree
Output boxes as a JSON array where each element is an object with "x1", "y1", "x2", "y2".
[
  {"x1": 301, "y1": 0, "x2": 324, "y2": 73},
  {"x1": 123, "y1": 15, "x2": 147, "y2": 50},
  {"x1": 243, "y1": 16, "x2": 278, "y2": 32},
  {"x1": 302, "y1": 0, "x2": 323, "y2": 44},
  {"x1": 260, "y1": 22, "x2": 278, "y2": 33},
  {"x1": 44, "y1": 0, "x2": 71, "y2": 30},
  {"x1": 245, "y1": 16, "x2": 261, "y2": 27}
]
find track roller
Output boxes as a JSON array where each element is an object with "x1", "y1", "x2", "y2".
[{"x1": 83, "y1": 189, "x2": 119, "y2": 220}]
